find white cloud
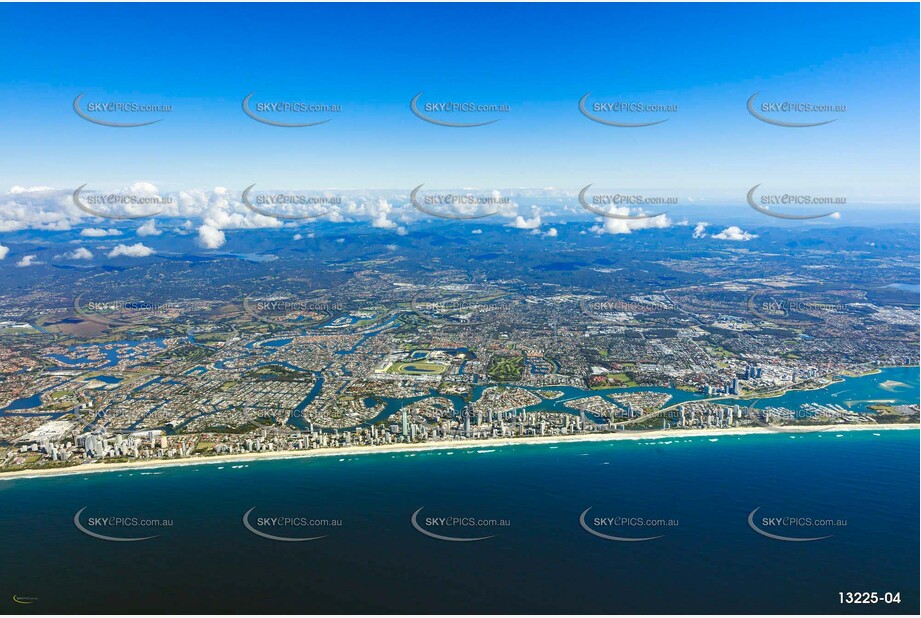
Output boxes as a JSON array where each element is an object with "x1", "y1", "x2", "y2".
[
  {"x1": 591, "y1": 212, "x2": 672, "y2": 235},
  {"x1": 712, "y1": 226, "x2": 757, "y2": 241},
  {"x1": 692, "y1": 222, "x2": 709, "y2": 239},
  {"x1": 10, "y1": 185, "x2": 54, "y2": 194},
  {"x1": 16, "y1": 255, "x2": 40, "y2": 267},
  {"x1": 293, "y1": 233, "x2": 303, "y2": 241},
  {"x1": 0, "y1": 244, "x2": 7, "y2": 260},
  {"x1": 0, "y1": 187, "x2": 763, "y2": 241},
  {"x1": 507, "y1": 214, "x2": 542, "y2": 230},
  {"x1": 137, "y1": 220, "x2": 162, "y2": 236},
  {"x1": 81, "y1": 227, "x2": 122, "y2": 237},
  {"x1": 543, "y1": 227, "x2": 558, "y2": 238},
  {"x1": 471, "y1": 229, "x2": 483, "y2": 235},
  {"x1": 197, "y1": 224, "x2": 226, "y2": 249},
  {"x1": 128, "y1": 181, "x2": 159, "y2": 195},
  {"x1": 370, "y1": 199, "x2": 399, "y2": 229},
  {"x1": 0, "y1": 188, "x2": 74, "y2": 232},
  {"x1": 108, "y1": 243, "x2": 155, "y2": 258},
  {"x1": 62, "y1": 247, "x2": 93, "y2": 260}
]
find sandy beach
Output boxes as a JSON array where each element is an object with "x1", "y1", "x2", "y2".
[{"x1": 1, "y1": 422, "x2": 917, "y2": 481}]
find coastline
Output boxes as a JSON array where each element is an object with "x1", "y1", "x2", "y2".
[
  {"x1": 2, "y1": 422, "x2": 917, "y2": 481},
  {"x1": 617, "y1": 364, "x2": 916, "y2": 420}
]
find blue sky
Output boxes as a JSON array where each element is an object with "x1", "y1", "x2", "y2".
[{"x1": 0, "y1": 3, "x2": 918, "y2": 203}]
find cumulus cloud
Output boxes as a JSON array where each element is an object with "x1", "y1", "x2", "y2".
[
  {"x1": 81, "y1": 227, "x2": 122, "y2": 237},
  {"x1": 128, "y1": 181, "x2": 159, "y2": 195},
  {"x1": 1, "y1": 187, "x2": 74, "y2": 232},
  {"x1": 108, "y1": 243, "x2": 155, "y2": 258},
  {"x1": 712, "y1": 226, "x2": 757, "y2": 241},
  {"x1": 197, "y1": 224, "x2": 226, "y2": 249},
  {"x1": 60, "y1": 247, "x2": 93, "y2": 260},
  {"x1": 1, "y1": 185, "x2": 169, "y2": 232},
  {"x1": 0, "y1": 244, "x2": 7, "y2": 260},
  {"x1": 692, "y1": 222, "x2": 708, "y2": 239},
  {"x1": 591, "y1": 212, "x2": 672, "y2": 235},
  {"x1": 193, "y1": 186, "x2": 282, "y2": 232},
  {"x1": 16, "y1": 255, "x2": 40, "y2": 267},
  {"x1": 471, "y1": 229, "x2": 483, "y2": 235},
  {"x1": 369, "y1": 199, "x2": 399, "y2": 229},
  {"x1": 10, "y1": 185, "x2": 54, "y2": 194},
  {"x1": 172, "y1": 220, "x2": 195, "y2": 235},
  {"x1": 0, "y1": 186, "x2": 697, "y2": 241},
  {"x1": 507, "y1": 214, "x2": 542, "y2": 230},
  {"x1": 543, "y1": 227, "x2": 558, "y2": 238},
  {"x1": 137, "y1": 220, "x2": 161, "y2": 236}
]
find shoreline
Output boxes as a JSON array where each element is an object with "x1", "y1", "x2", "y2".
[
  {"x1": 664, "y1": 365, "x2": 916, "y2": 414},
  {"x1": 2, "y1": 422, "x2": 917, "y2": 482}
]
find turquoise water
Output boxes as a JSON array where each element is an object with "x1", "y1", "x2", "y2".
[
  {"x1": 726, "y1": 366, "x2": 920, "y2": 412},
  {"x1": 314, "y1": 367, "x2": 919, "y2": 431}
]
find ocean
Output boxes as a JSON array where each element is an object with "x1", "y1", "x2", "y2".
[{"x1": 1, "y1": 427, "x2": 918, "y2": 614}]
